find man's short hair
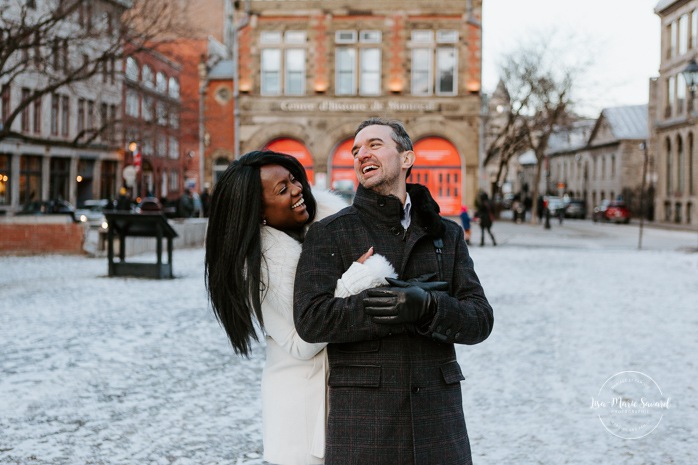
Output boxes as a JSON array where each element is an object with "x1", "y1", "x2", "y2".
[{"x1": 355, "y1": 118, "x2": 414, "y2": 178}]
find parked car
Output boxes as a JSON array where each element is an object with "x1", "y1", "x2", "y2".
[
  {"x1": 593, "y1": 200, "x2": 631, "y2": 224},
  {"x1": 135, "y1": 197, "x2": 162, "y2": 214},
  {"x1": 75, "y1": 199, "x2": 110, "y2": 229},
  {"x1": 17, "y1": 199, "x2": 77, "y2": 221},
  {"x1": 564, "y1": 199, "x2": 587, "y2": 219}
]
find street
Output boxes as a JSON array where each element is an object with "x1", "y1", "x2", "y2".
[{"x1": 1, "y1": 218, "x2": 696, "y2": 464}]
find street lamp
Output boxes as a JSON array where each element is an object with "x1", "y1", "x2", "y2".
[{"x1": 681, "y1": 59, "x2": 698, "y2": 112}]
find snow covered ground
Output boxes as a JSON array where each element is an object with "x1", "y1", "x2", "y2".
[{"x1": 1, "y1": 219, "x2": 696, "y2": 464}]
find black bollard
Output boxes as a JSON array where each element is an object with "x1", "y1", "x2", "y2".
[{"x1": 544, "y1": 208, "x2": 551, "y2": 229}]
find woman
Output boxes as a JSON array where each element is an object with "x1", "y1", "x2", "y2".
[{"x1": 205, "y1": 151, "x2": 394, "y2": 465}]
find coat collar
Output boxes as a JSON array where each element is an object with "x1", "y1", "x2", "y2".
[{"x1": 353, "y1": 183, "x2": 445, "y2": 238}]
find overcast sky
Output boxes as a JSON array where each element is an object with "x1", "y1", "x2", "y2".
[{"x1": 482, "y1": 0, "x2": 661, "y2": 117}]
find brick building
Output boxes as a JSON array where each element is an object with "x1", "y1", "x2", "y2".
[
  {"x1": 122, "y1": 43, "x2": 183, "y2": 201},
  {"x1": 229, "y1": 0, "x2": 483, "y2": 214}
]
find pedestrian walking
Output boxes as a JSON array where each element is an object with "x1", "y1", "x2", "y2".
[
  {"x1": 476, "y1": 191, "x2": 497, "y2": 246},
  {"x1": 460, "y1": 205, "x2": 472, "y2": 245}
]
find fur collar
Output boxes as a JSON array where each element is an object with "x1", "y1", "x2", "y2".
[{"x1": 407, "y1": 183, "x2": 445, "y2": 238}]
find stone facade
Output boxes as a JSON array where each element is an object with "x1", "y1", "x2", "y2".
[
  {"x1": 231, "y1": 0, "x2": 484, "y2": 214},
  {"x1": 652, "y1": 0, "x2": 698, "y2": 225}
]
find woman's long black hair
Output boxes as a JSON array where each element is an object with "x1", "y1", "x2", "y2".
[{"x1": 205, "y1": 150, "x2": 317, "y2": 356}]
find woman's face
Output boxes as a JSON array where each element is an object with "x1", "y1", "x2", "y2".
[{"x1": 260, "y1": 164, "x2": 309, "y2": 230}]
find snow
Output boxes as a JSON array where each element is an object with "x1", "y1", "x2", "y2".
[{"x1": 1, "y1": 219, "x2": 696, "y2": 464}]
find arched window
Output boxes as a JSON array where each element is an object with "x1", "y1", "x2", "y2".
[
  {"x1": 125, "y1": 57, "x2": 139, "y2": 81},
  {"x1": 156, "y1": 71, "x2": 167, "y2": 93},
  {"x1": 168, "y1": 77, "x2": 180, "y2": 98},
  {"x1": 142, "y1": 65, "x2": 154, "y2": 89},
  {"x1": 677, "y1": 135, "x2": 684, "y2": 193}
]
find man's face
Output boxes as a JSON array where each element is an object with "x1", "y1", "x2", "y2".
[{"x1": 352, "y1": 124, "x2": 413, "y2": 197}]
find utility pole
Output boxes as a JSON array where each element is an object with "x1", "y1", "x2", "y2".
[{"x1": 638, "y1": 142, "x2": 649, "y2": 250}]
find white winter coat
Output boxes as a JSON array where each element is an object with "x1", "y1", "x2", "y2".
[{"x1": 259, "y1": 190, "x2": 395, "y2": 465}]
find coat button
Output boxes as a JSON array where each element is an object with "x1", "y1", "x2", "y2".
[
  {"x1": 412, "y1": 386, "x2": 420, "y2": 393},
  {"x1": 446, "y1": 329, "x2": 452, "y2": 336},
  {"x1": 455, "y1": 332, "x2": 461, "y2": 340}
]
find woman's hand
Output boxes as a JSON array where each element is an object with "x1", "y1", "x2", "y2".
[{"x1": 356, "y1": 246, "x2": 374, "y2": 264}]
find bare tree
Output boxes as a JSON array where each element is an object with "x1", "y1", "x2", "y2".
[
  {"x1": 0, "y1": 0, "x2": 191, "y2": 147},
  {"x1": 492, "y1": 31, "x2": 590, "y2": 222}
]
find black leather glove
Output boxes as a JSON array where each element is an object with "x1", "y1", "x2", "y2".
[
  {"x1": 385, "y1": 277, "x2": 449, "y2": 292},
  {"x1": 363, "y1": 284, "x2": 437, "y2": 325}
]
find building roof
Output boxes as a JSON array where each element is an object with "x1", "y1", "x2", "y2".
[
  {"x1": 654, "y1": 0, "x2": 678, "y2": 13},
  {"x1": 601, "y1": 104, "x2": 648, "y2": 140},
  {"x1": 208, "y1": 59, "x2": 234, "y2": 79},
  {"x1": 547, "y1": 119, "x2": 596, "y2": 154}
]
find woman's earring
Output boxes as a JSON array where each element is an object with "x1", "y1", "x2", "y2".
[{"x1": 262, "y1": 218, "x2": 267, "y2": 225}]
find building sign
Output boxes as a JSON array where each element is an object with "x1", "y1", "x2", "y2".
[
  {"x1": 278, "y1": 100, "x2": 439, "y2": 113},
  {"x1": 264, "y1": 138, "x2": 315, "y2": 184}
]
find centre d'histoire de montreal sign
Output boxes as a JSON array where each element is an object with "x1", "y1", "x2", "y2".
[{"x1": 277, "y1": 99, "x2": 441, "y2": 113}]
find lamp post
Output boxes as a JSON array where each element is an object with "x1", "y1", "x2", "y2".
[
  {"x1": 681, "y1": 59, "x2": 698, "y2": 113},
  {"x1": 638, "y1": 142, "x2": 649, "y2": 250},
  {"x1": 681, "y1": 59, "x2": 698, "y2": 250}
]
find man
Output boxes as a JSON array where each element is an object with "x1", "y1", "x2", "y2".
[{"x1": 294, "y1": 118, "x2": 493, "y2": 465}]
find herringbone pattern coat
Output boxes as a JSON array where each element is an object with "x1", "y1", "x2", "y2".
[{"x1": 294, "y1": 184, "x2": 494, "y2": 465}]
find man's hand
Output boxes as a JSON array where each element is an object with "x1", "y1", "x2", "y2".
[{"x1": 363, "y1": 285, "x2": 436, "y2": 325}]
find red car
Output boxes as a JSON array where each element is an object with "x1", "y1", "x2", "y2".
[{"x1": 592, "y1": 200, "x2": 631, "y2": 224}]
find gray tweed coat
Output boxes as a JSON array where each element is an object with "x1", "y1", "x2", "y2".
[{"x1": 294, "y1": 183, "x2": 494, "y2": 465}]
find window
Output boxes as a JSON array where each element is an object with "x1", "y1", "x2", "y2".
[
  {"x1": 360, "y1": 49, "x2": 381, "y2": 95},
  {"x1": 21, "y1": 88, "x2": 31, "y2": 133},
  {"x1": 33, "y1": 92, "x2": 41, "y2": 134},
  {"x1": 670, "y1": 21, "x2": 677, "y2": 58},
  {"x1": 169, "y1": 111, "x2": 179, "y2": 129},
  {"x1": 157, "y1": 101, "x2": 167, "y2": 126},
  {"x1": 156, "y1": 72, "x2": 167, "y2": 93},
  {"x1": 285, "y1": 49, "x2": 305, "y2": 95},
  {"x1": 0, "y1": 154, "x2": 10, "y2": 206},
  {"x1": 1, "y1": 84, "x2": 10, "y2": 126},
  {"x1": 680, "y1": 14, "x2": 689, "y2": 55},
  {"x1": 142, "y1": 65, "x2": 154, "y2": 89},
  {"x1": 126, "y1": 89, "x2": 139, "y2": 117},
  {"x1": 667, "y1": 76, "x2": 675, "y2": 117},
  {"x1": 143, "y1": 96, "x2": 154, "y2": 122},
  {"x1": 19, "y1": 155, "x2": 42, "y2": 205},
  {"x1": 693, "y1": 11, "x2": 698, "y2": 49},
  {"x1": 411, "y1": 30, "x2": 458, "y2": 96},
  {"x1": 77, "y1": 98, "x2": 85, "y2": 134},
  {"x1": 51, "y1": 93, "x2": 59, "y2": 135},
  {"x1": 260, "y1": 30, "x2": 306, "y2": 96},
  {"x1": 677, "y1": 136, "x2": 685, "y2": 193},
  {"x1": 126, "y1": 57, "x2": 139, "y2": 81},
  {"x1": 168, "y1": 77, "x2": 179, "y2": 98},
  {"x1": 61, "y1": 96, "x2": 69, "y2": 136},
  {"x1": 169, "y1": 136, "x2": 179, "y2": 159},
  {"x1": 334, "y1": 30, "x2": 382, "y2": 96},
  {"x1": 87, "y1": 100, "x2": 94, "y2": 132},
  {"x1": 169, "y1": 170, "x2": 179, "y2": 192},
  {"x1": 100, "y1": 103, "x2": 108, "y2": 140},
  {"x1": 677, "y1": 73, "x2": 686, "y2": 113},
  {"x1": 157, "y1": 133, "x2": 167, "y2": 157},
  {"x1": 261, "y1": 49, "x2": 282, "y2": 95},
  {"x1": 335, "y1": 48, "x2": 356, "y2": 95}
]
